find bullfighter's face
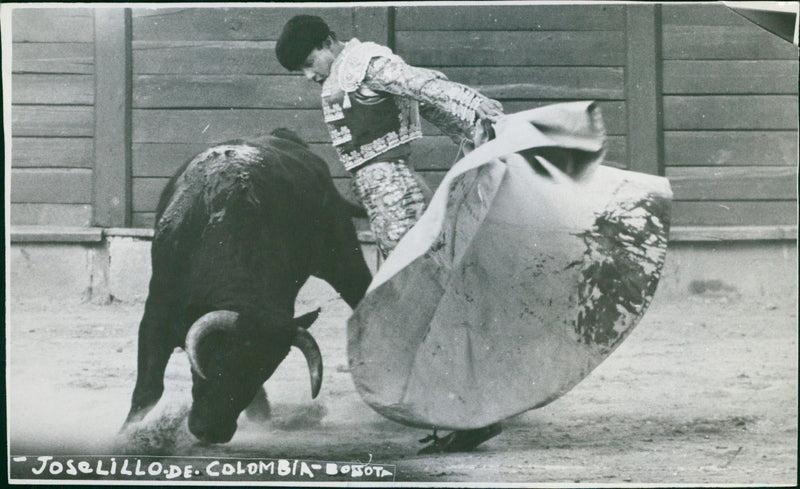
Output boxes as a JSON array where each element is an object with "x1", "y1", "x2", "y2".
[{"x1": 300, "y1": 44, "x2": 336, "y2": 84}]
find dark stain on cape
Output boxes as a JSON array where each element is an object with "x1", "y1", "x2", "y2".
[{"x1": 567, "y1": 194, "x2": 671, "y2": 354}]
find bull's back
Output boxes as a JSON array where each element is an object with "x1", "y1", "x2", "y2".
[
  {"x1": 156, "y1": 136, "x2": 335, "y2": 236},
  {"x1": 150, "y1": 135, "x2": 343, "y2": 313}
]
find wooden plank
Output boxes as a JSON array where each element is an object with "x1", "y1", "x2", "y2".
[
  {"x1": 395, "y1": 5, "x2": 625, "y2": 31},
  {"x1": 331, "y1": 175, "x2": 442, "y2": 209},
  {"x1": 666, "y1": 166, "x2": 798, "y2": 200},
  {"x1": 11, "y1": 168, "x2": 93, "y2": 204},
  {"x1": 342, "y1": 217, "x2": 380, "y2": 235},
  {"x1": 10, "y1": 226, "x2": 104, "y2": 243},
  {"x1": 10, "y1": 204, "x2": 93, "y2": 227},
  {"x1": 669, "y1": 225, "x2": 798, "y2": 242},
  {"x1": 134, "y1": 101, "x2": 624, "y2": 166},
  {"x1": 93, "y1": 8, "x2": 132, "y2": 227},
  {"x1": 131, "y1": 7, "x2": 354, "y2": 41},
  {"x1": 132, "y1": 142, "x2": 343, "y2": 177},
  {"x1": 315, "y1": 145, "x2": 348, "y2": 177},
  {"x1": 663, "y1": 95, "x2": 798, "y2": 130},
  {"x1": 133, "y1": 74, "x2": 320, "y2": 109},
  {"x1": 36, "y1": 211, "x2": 704, "y2": 243},
  {"x1": 132, "y1": 143, "x2": 212, "y2": 177},
  {"x1": 625, "y1": 4, "x2": 663, "y2": 175},
  {"x1": 354, "y1": 7, "x2": 390, "y2": 45},
  {"x1": 409, "y1": 135, "x2": 627, "y2": 170},
  {"x1": 663, "y1": 3, "x2": 769, "y2": 26},
  {"x1": 12, "y1": 106, "x2": 94, "y2": 137},
  {"x1": 333, "y1": 178, "x2": 356, "y2": 206},
  {"x1": 663, "y1": 60, "x2": 799, "y2": 94},
  {"x1": 133, "y1": 136, "x2": 625, "y2": 178},
  {"x1": 671, "y1": 201, "x2": 797, "y2": 226},
  {"x1": 134, "y1": 102, "x2": 625, "y2": 144},
  {"x1": 132, "y1": 41, "x2": 290, "y2": 75},
  {"x1": 334, "y1": 172, "x2": 447, "y2": 208},
  {"x1": 132, "y1": 177, "x2": 169, "y2": 212},
  {"x1": 12, "y1": 8, "x2": 94, "y2": 42},
  {"x1": 357, "y1": 229, "x2": 375, "y2": 243},
  {"x1": 132, "y1": 109, "x2": 329, "y2": 143},
  {"x1": 132, "y1": 212, "x2": 156, "y2": 229},
  {"x1": 12, "y1": 43, "x2": 94, "y2": 74},
  {"x1": 423, "y1": 101, "x2": 626, "y2": 136},
  {"x1": 602, "y1": 157, "x2": 627, "y2": 170},
  {"x1": 664, "y1": 131, "x2": 798, "y2": 167},
  {"x1": 395, "y1": 31, "x2": 627, "y2": 66},
  {"x1": 105, "y1": 227, "x2": 155, "y2": 238},
  {"x1": 135, "y1": 211, "x2": 370, "y2": 232},
  {"x1": 12, "y1": 137, "x2": 94, "y2": 169},
  {"x1": 12, "y1": 74, "x2": 94, "y2": 105},
  {"x1": 583, "y1": 101, "x2": 625, "y2": 136},
  {"x1": 605, "y1": 136, "x2": 628, "y2": 168},
  {"x1": 421, "y1": 171, "x2": 446, "y2": 192},
  {"x1": 481, "y1": 101, "x2": 627, "y2": 135},
  {"x1": 662, "y1": 25, "x2": 798, "y2": 60},
  {"x1": 409, "y1": 137, "x2": 460, "y2": 171},
  {"x1": 421, "y1": 101, "x2": 627, "y2": 137},
  {"x1": 135, "y1": 169, "x2": 366, "y2": 213},
  {"x1": 437, "y1": 67, "x2": 625, "y2": 100}
]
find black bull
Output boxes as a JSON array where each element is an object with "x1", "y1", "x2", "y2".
[{"x1": 122, "y1": 129, "x2": 372, "y2": 443}]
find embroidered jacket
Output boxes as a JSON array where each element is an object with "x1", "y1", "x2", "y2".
[{"x1": 321, "y1": 39, "x2": 491, "y2": 172}]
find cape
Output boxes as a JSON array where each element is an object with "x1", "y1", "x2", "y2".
[{"x1": 347, "y1": 101, "x2": 673, "y2": 430}]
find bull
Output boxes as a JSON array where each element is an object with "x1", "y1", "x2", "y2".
[{"x1": 122, "y1": 129, "x2": 372, "y2": 443}]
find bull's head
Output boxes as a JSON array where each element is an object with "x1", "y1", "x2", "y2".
[{"x1": 183, "y1": 308, "x2": 322, "y2": 443}]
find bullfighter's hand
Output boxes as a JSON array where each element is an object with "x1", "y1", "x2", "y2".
[{"x1": 476, "y1": 98, "x2": 504, "y2": 123}]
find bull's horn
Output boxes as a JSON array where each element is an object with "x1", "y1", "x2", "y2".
[
  {"x1": 294, "y1": 308, "x2": 321, "y2": 330},
  {"x1": 292, "y1": 327, "x2": 322, "y2": 399},
  {"x1": 185, "y1": 310, "x2": 239, "y2": 380}
]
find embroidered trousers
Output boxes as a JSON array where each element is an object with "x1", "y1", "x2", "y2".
[{"x1": 352, "y1": 159, "x2": 430, "y2": 257}]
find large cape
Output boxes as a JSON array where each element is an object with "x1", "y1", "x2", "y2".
[{"x1": 347, "y1": 102, "x2": 673, "y2": 430}]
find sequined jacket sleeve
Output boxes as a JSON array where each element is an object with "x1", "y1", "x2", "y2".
[{"x1": 360, "y1": 55, "x2": 492, "y2": 145}]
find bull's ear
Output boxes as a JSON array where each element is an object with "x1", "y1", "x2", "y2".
[
  {"x1": 270, "y1": 128, "x2": 309, "y2": 147},
  {"x1": 294, "y1": 308, "x2": 321, "y2": 330}
]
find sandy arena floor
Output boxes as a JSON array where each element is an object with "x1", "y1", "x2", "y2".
[{"x1": 6, "y1": 286, "x2": 797, "y2": 485}]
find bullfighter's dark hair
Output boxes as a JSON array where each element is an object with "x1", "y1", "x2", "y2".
[{"x1": 275, "y1": 15, "x2": 334, "y2": 71}]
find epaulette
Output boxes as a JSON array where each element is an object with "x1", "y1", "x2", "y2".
[{"x1": 336, "y1": 40, "x2": 398, "y2": 93}]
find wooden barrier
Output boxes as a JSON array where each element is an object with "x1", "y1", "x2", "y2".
[
  {"x1": 10, "y1": 8, "x2": 95, "y2": 226},
  {"x1": 9, "y1": 5, "x2": 798, "y2": 231}
]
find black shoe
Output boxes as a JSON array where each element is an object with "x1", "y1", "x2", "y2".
[{"x1": 418, "y1": 423, "x2": 502, "y2": 454}]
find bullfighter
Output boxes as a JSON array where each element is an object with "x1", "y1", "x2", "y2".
[{"x1": 275, "y1": 14, "x2": 504, "y2": 453}]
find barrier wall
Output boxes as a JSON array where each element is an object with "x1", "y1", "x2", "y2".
[
  {"x1": 8, "y1": 227, "x2": 797, "y2": 305},
  {"x1": 10, "y1": 5, "x2": 798, "y2": 231}
]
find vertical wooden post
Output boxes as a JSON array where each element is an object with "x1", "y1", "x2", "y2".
[
  {"x1": 93, "y1": 8, "x2": 131, "y2": 227},
  {"x1": 353, "y1": 6, "x2": 391, "y2": 46},
  {"x1": 387, "y1": 6, "x2": 396, "y2": 51},
  {"x1": 625, "y1": 4, "x2": 663, "y2": 175}
]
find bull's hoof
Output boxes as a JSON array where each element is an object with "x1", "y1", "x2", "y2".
[{"x1": 417, "y1": 423, "x2": 502, "y2": 454}]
